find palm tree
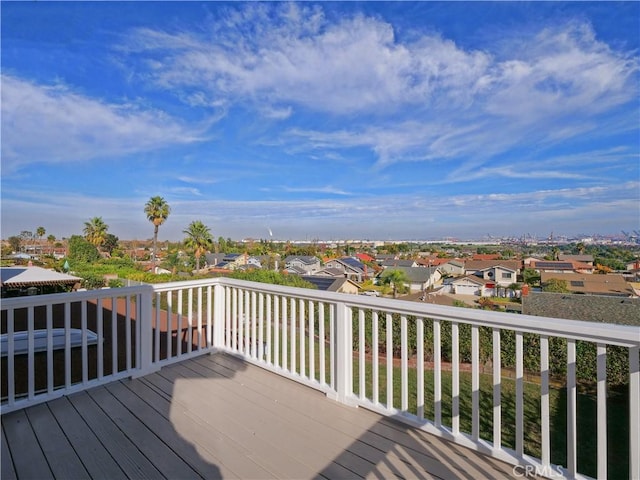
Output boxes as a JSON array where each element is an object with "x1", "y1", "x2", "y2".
[
  {"x1": 380, "y1": 268, "x2": 410, "y2": 298},
  {"x1": 183, "y1": 220, "x2": 213, "y2": 271},
  {"x1": 144, "y1": 196, "x2": 171, "y2": 264},
  {"x1": 83, "y1": 217, "x2": 108, "y2": 250},
  {"x1": 36, "y1": 226, "x2": 45, "y2": 255},
  {"x1": 47, "y1": 234, "x2": 56, "y2": 255}
]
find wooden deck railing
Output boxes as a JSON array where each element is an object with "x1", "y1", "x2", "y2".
[{"x1": 2, "y1": 277, "x2": 638, "y2": 479}]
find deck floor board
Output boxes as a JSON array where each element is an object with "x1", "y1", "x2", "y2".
[
  {"x1": 2, "y1": 353, "x2": 517, "y2": 479},
  {"x1": 25, "y1": 402, "x2": 90, "y2": 479}
]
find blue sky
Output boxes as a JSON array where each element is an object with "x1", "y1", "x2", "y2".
[{"x1": 2, "y1": 2, "x2": 639, "y2": 242}]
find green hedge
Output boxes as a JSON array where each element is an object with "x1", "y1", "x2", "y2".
[{"x1": 351, "y1": 310, "x2": 630, "y2": 386}]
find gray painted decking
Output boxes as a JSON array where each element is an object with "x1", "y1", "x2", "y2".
[{"x1": 2, "y1": 353, "x2": 516, "y2": 479}]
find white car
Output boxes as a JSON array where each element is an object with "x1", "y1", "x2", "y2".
[{"x1": 361, "y1": 290, "x2": 380, "y2": 297}]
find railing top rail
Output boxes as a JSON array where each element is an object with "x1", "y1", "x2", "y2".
[
  {"x1": 0, "y1": 284, "x2": 153, "y2": 309},
  {"x1": 210, "y1": 277, "x2": 640, "y2": 348}
]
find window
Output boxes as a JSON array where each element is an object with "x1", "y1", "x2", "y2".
[
  {"x1": 501, "y1": 272, "x2": 512, "y2": 279},
  {"x1": 570, "y1": 280, "x2": 585, "y2": 287}
]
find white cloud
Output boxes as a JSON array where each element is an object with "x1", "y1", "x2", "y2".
[
  {"x1": 121, "y1": 7, "x2": 637, "y2": 119},
  {"x1": 278, "y1": 185, "x2": 354, "y2": 196},
  {"x1": 117, "y1": 6, "x2": 637, "y2": 169},
  {"x1": 119, "y1": 5, "x2": 490, "y2": 115},
  {"x1": 1, "y1": 75, "x2": 204, "y2": 174}
]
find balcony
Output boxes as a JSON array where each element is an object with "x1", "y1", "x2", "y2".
[{"x1": 2, "y1": 277, "x2": 638, "y2": 479}]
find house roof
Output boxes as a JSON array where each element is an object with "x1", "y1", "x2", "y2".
[
  {"x1": 378, "y1": 266, "x2": 438, "y2": 283},
  {"x1": 476, "y1": 265, "x2": 517, "y2": 273},
  {"x1": 472, "y1": 254, "x2": 501, "y2": 261},
  {"x1": 285, "y1": 265, "x2": 308, "y2": 275},
  {"x1": 443, "y1": 259, "x2": 465, "y2": 268},
  {"x1": 375, "y1": 254, "x2": 398, "y2": 262},
  {"x1": 301, "y1": 276, "x2": 360, "y2": 293},
  {"x1": 356, "y1": 253, "x2": 375, "y2": 263},
  {"x1": 0, "y1": 267, "x2": 81, "y2": 288},
  {"x1": 416, "y1": 258, "x2": 450, "y2": 267},
  {"x1": 464, "y1": 260, "x2": 521, "y2": 272},
  {"x1": 451, "y1": 275, "x2": 492, "y2": 286},
  {"x1": 381, "y1": 259, "x2": 416, "y2": 268},
  {"x1": 338, "y1": 257, "x2": 366, "y2": 271},
  {"x1": 532, "y1": 260, "x2": 592, "y2": 271},
  {"x1": 315, "y1": 267, "x2": 345, "y2": 277},
  {"x1": 540, "y1": 272, "x2": 635, "y2": 296},
  {"x1": 326, "y1": 257, "x2": 366, "y2": 273},
  {"x1": 284, "y1": 256, "x2": 319, "y2": 265},
  {"x1": 522, "y1": 292, "x2": 640, "y2": 325},
  {"x1": 558, "y1": 254, "x2": 594, "y2": 263}
]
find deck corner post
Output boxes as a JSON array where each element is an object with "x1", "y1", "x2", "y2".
[
  {"x1": 212, "y1": 282, "x2": 226, "y2": 350},
  {"x1": 133, "y1": 285, "x2": 159, "y2": 377},
  {"x1": 331, "y1": 301, "x2": 354, "y2": 406}
]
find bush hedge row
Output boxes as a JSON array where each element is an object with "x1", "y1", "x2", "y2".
[{"x1": 349, "y1": 310, "x2": 630, "y2": 387}]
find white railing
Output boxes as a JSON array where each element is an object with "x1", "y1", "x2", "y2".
[
  {"x1": 1, "y1": 285, "x2": 154, "y2": 412},
  {"x1": 1, "y1": 277, "x2": 638, "y2": 479}
]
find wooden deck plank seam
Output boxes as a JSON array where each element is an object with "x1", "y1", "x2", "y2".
[
  {"x1": 156, "y1": 361, "x2": 353, "y2": 478},
  {"x1": 115, "y1": 376, "x2": 296, "y2": 478},
  {"x1": 181, "y1": 356, "x2": 452, "y2": 480},
  {"x1": 202, "y1": 355, "x2": 459, "y2": 477},
  {"x1": 206, "y1": 354, "x2": 513, "y2": 479}
]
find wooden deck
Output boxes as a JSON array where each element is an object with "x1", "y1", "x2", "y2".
[{"x1": 2, "y1": 353, "x2": 517, "y2": 479}]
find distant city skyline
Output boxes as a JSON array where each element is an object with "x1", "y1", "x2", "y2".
[{"x1": 2, "y1": 2, "x2": 639, "y2": 242}]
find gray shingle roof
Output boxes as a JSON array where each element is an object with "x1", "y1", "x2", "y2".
[{"x1": 522, "y1": 292, "x2": 640, "y2": 326}]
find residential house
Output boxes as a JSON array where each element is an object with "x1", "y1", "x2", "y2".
[
  {"x1": 451, "y1": 275, "x2": 495, "y2": 297},
  {"x1": 624, "y1": 260, "x2": 640, "y2": 283},
  {"x1": 301, "y1": 276, "x2": 361, "y2": 294},
  {"x1": 416, "y1": 257, "x2": 450, "y2": 268},
  {"x1": 381, "y1": 259, "x2": 418, "y2": 268},
  {"x1": 474, "y1": 265, "x2": 518, "y2": 287},
  {"x1": 558, "y1": 253, "x2": 595, "y2": 266},
  {"x1": 312, "y1": 267, "x2": 340, "y2": 276},
  {"x1": 246, "y1": 256, "x2": 263, "y2": 269},
  {"x1": 213, "y1": 253, "x2": 248, "y2": 271},
  {"x1": 284, "y1": 256, "x2": 321, "y2": 275},
  {"x1": 530, "y1": 260, "x2": 593, "y2": 274},
  {"x1": 355, "y1": 253, "x2": 375, "y2": 263},
  {"x1": 378, "y1": 266, "x2": 441, "y2": 293},
  {"x1": 540, "y1": 272, "x2": 636, "y2": 297},
  {"x1": 463, "y1": 260, "x2": 521, "y2": 279},
  {"x1": 323, "y1": 257, "x2": 368, "y2": 282},
  {"x1": 205, "y1": 253, "x2": 226, "y2": 268},
  {"x1": 523, "y1": 257, "x2": 544, "y2": 268},
  {"x1": 626, "y1": 260, "x2": 640, "y2": 271},
  {"x1": 439, "y1": 259, "x2": 465, "y2": 276},
  {"x1": 375, "y1": 254, "x2": 398, "y2": 264}
]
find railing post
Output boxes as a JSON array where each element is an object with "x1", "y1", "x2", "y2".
[
  {"x1": 327, "y1": 301, "x2": 356, "y2": 406},
  {"x1": 133, "y1": 285, "x2": 158, "y2": 377},
  {"x1": 630, "y1": 345, "x2": 639, "y2": 480},
  {"x1": 212, "y1": 282, "x2": 226, "y2": 350}
]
